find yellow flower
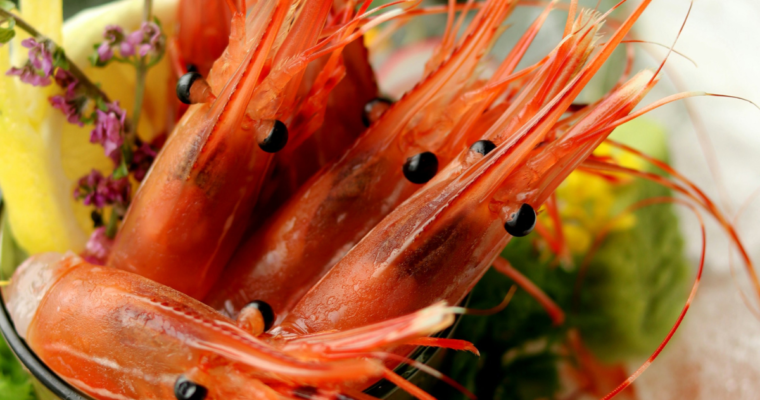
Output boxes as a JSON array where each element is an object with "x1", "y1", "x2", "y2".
[{"x1": 540, "y1": 121, "x2": 650, "y2": 255}]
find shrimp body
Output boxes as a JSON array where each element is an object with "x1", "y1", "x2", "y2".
[
  {"x1": 255, "y1": 7, "x2": 381, "y2": 216},
  {"x1": 205, "y1": 0, "x2": 525, "y2": 319},
  {"x1": 7, "y1": 253, "x2": 458, "y2": 400},
  {"x1": 281, "y1": 68, "x2": 657, "y2": 335},
  {"x1": 175, "y1": 0, "x2": 238, "y2": 76},
  {"x1": 109, "y1": 0, "x2": 348, "y2": 299},
  {"x1": 278, "y1": 1, "x2": 657, "y2": 334}
]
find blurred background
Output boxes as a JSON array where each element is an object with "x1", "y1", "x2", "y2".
[{"x1": 5, "y1": 0, "x2": 760, "y2": 398}]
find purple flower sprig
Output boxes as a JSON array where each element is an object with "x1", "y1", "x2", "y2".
[
  {"x1": 82, "y1": 227, "x2": 114, "y2": 266},
  {"x1": 74, "y1": 170, "x2": 132, "y2": 238},
  {"x1": 1, "y1": 10, "x2": 112, "y2": 109},
  {"x1": 1, "y1": 8, "x2": 163, "y2": 237},
  {"x1": 91, "y1": 20, "x2": 165, "y2": 68},
  {"x1": 5, "y1": 37, "x2": 55, "y2": 85}
]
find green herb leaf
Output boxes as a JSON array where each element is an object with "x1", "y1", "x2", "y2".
[
  {"x1": 95, "y1": 96, "x2": 108, "y2": 112},
  {"x1": 112, "y1": 160, "x2": 129, "y2": 179},
  {"x1": 121, "y1": 142, "x2": 133, "y2": 166},
  {"x1": 0, "y1": 26, "x2": 14, "y2": 44},
  {"x1": 0, "y1": 1, "x2": 15, "y2": 11},
  {"x1": 88, "y1": 45, "x2": 108, "y2": 68},
  {"x1": 52, "y1": 47, "x2": 69, "y2": 70}
]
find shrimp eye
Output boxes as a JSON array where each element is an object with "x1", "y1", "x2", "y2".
[
  {"x1": 470, "y1": 140, "x2": 497, "y2": 156},
  {"x1": 176, "y1": 72, "x2": 203, "y2": 105},
  {"x1": 504, "y1": 203, "x2": 536, "y2": 237},
  {"x1": 403, "y1": 152, "x2": 439, "y2": 184},
  {"x1": 258, "y1": 120, "x2": 289, "y2": 153},
  {"x1": 243, "y1": 300, "x2": 275, "y2": 332},
  {"x1": 174, "y1": 376, "x2": 207, "y2": 400},
  {"x1": 362, "y1": 97, "x2": 393, "y2": 127}
]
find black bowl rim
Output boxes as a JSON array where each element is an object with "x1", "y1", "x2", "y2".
[
  {"x1": 0, "y1": 199, "x2": 467, "y2": 400},
  {"x1": 0, "y1": 200, "x2": 92, "y2": 400}
]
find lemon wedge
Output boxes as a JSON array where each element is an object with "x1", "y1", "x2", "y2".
[{"x1": 0, "y1": 0, "x2": 177, "y2": 255}]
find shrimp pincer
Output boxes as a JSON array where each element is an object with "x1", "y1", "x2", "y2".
[{"x1": 5, "y1": 253, "x2": 464, "y2": 400}]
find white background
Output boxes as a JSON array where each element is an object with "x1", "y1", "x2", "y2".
[{"x1": 628, "y1": 1, "x2": 760, "y2": 398}]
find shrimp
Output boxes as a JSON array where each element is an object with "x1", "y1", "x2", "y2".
[
  {"x1": 277, "y1": 0, "x2": 656, "y2": 334},
  {"x1": 205, "y1": 0, "x2": 552, "y2": 319},
  {"x1": 254, "y1": 2, "x2": 381, "y2": 216},
  {"x1": 107, "y1": 0, "x2": 349, "y2": 299},
  {"x1": 5, "y1": 252, "x2": 463, "y2": 400},
  {"x1": 173, "y1": 0, "x2": 236, "y2": 77}
]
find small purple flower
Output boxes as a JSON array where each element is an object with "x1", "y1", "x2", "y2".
[
  {"x1": 53, "y1": 67, "x2": 77, "y2": 90},
  {"x1": 122, "y1": 22, "x2": 163, "y2": 58},
  {"x1": 121, "y1": 30, "x2": 141, "y2": 58},
  {"x1": 90, "y1": 101, "x2": 126, "y2": 163},
  {"x1": 97, "y1": 41, "x2": 113, "y2": 62},
  {"x1": 101, "y1": 175, "x2": 131, "y2": 205},
  {"x1": 93, "y1": 22, "x2": 163, "y2": 63},
  {"x1": 98, "y1": 25, "x2": 125, "y2": 62},
  {"x1": 49, "y1": 69, "x2": 86, "y2": 125},
  {"x1": 49, "y1": 94, "x2": 84, "y2": 126},
  {"x1": 82, "y1": 227, "x2": 114, "y2": 265},
  {"x1": 21, "y1": 38, "x2": 53, "y2": 78},
  {"x1": 6, "y1": 64, "x2": 51, "y2": 86},
  {"x1": 131, "y1": 142, "x2": 157, "y2": 181},
  {"x1": 74, "y1": 169, "x2": 131, "y2": 208},
  {"x1": 74, "y1": 170, "x2": 106, "y2": 207},
  {"x1": 140, "y1": 22, "x2": 163, "y2": 56}
]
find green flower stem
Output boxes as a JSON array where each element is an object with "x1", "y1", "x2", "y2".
[
  {"x1": 0, "y1": 8, "x2": 111, "y2": 104},
  {"x1": 129, "y1": 0, "x2": 153, "y2": 144},
  {"x1": 105, "y1": 207, "x2": 119, "y2": 238}
]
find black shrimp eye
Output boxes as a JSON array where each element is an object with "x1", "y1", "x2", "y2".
[
  {"x1": 176, "y1": 72, "x2": 202, "y2": 105},
  {"x1": 504, "y1": 203, "x2": 536, "y2": 237},
  {"x1": 362, "y1": 97, "x2": 393, "y2": 127},
  {"x1": 469, "y1": 140, "x2": 497, "y2": 156},
  {"x1": 174, "y1": 375, "x2": 207, "y2": 400},
  {"x1": 258, "y1": 120, "x2": 289, "y2": 153},
  {"x1": 243, "y1": 300, "x2": 275, "y2": 332},
  {"x1": 403, "y1": 152, "x2": 439, "y2": 184}
]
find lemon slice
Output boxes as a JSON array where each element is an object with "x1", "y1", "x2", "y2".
[{"x1": 0, "y1": 0, "x2": 177, "y2": 254}]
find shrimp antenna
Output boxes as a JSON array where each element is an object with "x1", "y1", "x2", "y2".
[
  {"x1": 706, "y1": 93, "x2": 760, "y2": 111},
  {"x1": 726, "y1": 185, "x2": 760, "y2": 325},
  {"x1": 223, "y1": 0, "x2": 240, "y2": 14},
  {"x1": 363, "y1": 352, "x2": 476, "y2": 400},
  {"x1": 622, "y1": 40, "x2": 698, "y2": 68},
  {"x1": 493, "y1": 257, "x2": 566, "y2": 325},
  {"x1": 452, "y1": 284, "x2": 518, "y2": 316},
  {"x1": 651, "y1": 0, "x2": 694, "y2": 84}
]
